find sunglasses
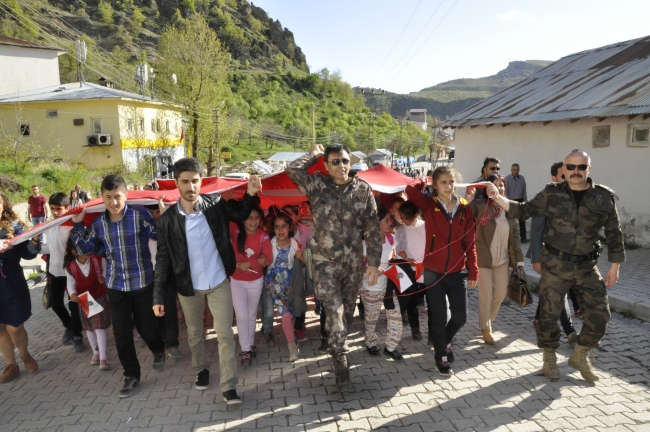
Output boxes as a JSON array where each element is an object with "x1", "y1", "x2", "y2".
[
  {"x1": 489, "y1": 166, "x2": 500, "y2": 171},
  {"x1": 328, "y1": 158, "x2": 350, "y2": 166},
  {"x1": 564, "y1": 164, "x2": 589, "y2": 171}
]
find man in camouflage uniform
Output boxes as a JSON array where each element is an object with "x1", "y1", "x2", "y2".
[
  {"x1": 487, "y1": 149, "x2": 624, "y2": 382},
  {"x1": 287, "y1": 143, "x2": 381, "y2": 392}
]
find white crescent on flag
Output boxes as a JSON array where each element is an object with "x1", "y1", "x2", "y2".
[{"x1": 77, "y1": 292, "x2": 104, "y2": 318}]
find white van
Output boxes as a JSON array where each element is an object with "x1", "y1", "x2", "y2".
[{"x1": 224, "y1": 172, "x2": 250, "y2": 180}]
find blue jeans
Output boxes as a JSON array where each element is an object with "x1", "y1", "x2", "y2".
[
  {"x1": 32, "y1": 216, "x2": 45, "y2": 241},
  {"x1": 258, "y1": 289, "x2": 274, "y2": 335}
]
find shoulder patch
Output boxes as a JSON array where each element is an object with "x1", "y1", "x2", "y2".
[{"x1": 595, "y1": 184, "x2": 616, "y2": 195}]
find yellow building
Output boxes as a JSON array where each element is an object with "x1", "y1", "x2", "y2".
[{"x1": 0, "y1": 81, "x2": 184, "y2": 172}]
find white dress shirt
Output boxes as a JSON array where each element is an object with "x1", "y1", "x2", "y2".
[{"x1": 178, "y1": 203, "x2": 226, "y2": 290}]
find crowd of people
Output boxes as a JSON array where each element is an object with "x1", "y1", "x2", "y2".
[{"x1": 0, "y1": 143, "x2": 624, "y2": 404}]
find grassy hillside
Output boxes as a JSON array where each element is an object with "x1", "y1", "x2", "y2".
[
  {"x1": 362, "y1": 60, "x2": 554, "y2": 119},
  {"x1": 0, "y1": 0, "x2": 429, "y2": 169}
]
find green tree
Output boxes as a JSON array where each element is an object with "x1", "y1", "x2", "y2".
[
  {"x1": 131, "y1": 7, "x2": 146, "y2": 31},
  {"x1": 97, "y1": 0, "x2": 114, "y2": 25},
  {"x1": 155, "y1": 15, "x2": 230, "y2": 163}
]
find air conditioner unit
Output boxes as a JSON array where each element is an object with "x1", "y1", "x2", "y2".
[{"x1": 87, "y1": 133, "x2": 112, "y2": 146}]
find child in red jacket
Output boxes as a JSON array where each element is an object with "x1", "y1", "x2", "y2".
[{"x1": 405, "y1": 166, "x2": 478, "y2": 376}]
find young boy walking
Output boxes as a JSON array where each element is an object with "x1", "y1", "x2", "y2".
[
  {"x1": 70, "y1": 175, "x2": 165, "y2": 398},
  {"x1": 41, "y1": 193, "x2": 84, "y2": 351}
]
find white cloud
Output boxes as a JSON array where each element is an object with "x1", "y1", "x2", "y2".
[{"x1": 497, "y1": 8, "x2": 541, "y2": 24}]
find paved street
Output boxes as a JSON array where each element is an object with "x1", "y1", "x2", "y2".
[{"x1": 1, "y1": 279, "x2": 650, "y2": 432}]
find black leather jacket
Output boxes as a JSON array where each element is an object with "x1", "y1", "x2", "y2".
[{"x1": 153, "y1": 192, "x2": 260, "y2": 305}]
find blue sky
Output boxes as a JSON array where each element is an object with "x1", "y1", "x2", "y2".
[{"x1": 252, "y1": 0, "x2": 650, "y2": 94}]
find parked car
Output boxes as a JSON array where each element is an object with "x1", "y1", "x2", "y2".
[{"x1": 351, "y1": 163, "x2": 368, "y2": 173}]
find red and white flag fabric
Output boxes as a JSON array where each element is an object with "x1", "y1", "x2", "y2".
[
  {"x1": 384, "y1": 265, "x2": 414, "y2": 293},
  {"x1": 77, "y1": 292, "x2": 104, "y2": 318}
]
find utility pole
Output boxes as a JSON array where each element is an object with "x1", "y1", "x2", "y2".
[
  {"x1": 360, "y1": 88, "x2": 385, "y2": 151},
  {"x1": 311, "y1": 106, "x2": 316, "y2": 146},
  {"x1": 214, "y1": 108, "x2": 221, "y2": 176}
]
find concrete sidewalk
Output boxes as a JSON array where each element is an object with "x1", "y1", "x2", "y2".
[{"x1": 520, "y1": 243, "x2": 650, "y2": 323}]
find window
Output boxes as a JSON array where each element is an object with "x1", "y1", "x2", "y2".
[
  {"x1": 156, "y1": 119, "x2": 161, "y2": 133},
  {"x1": 127, "y1": 119, "x2": 133, "y2": 131},
  {"x1": 46, "y1": 110, "x2": 58, "y2": 118},
  {"x1": 627, "y1": 123, "x2": 650, "y2": 147},
  {"x1": 93, "y1": 119, "x2": 102, "y2": 134},
  {"x1": 151, "y1": 119, "x2": 155, "y2": 132},
  {"x1": 19, "y1": 124, "x2": 30, "y2": 136},
  {"x1": 592, "y1": 125, "x2": 610, "y2": 147},
  {"x1": 165, "y1": 120, "x2": 170, "y2": 133},
  {"x1": 139, "y1": 118, "x2": 144, "y2": 132}
]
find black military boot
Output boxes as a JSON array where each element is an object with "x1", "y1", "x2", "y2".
[{"x1": 332, "y1": 353, "x2": 354, "y2": 393}]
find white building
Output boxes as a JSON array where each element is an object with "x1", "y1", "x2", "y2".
[
  {"x1": 408, "y1": 109, "x2": 427, "y2": 131},
  {"x1": 369, "y1": 148, "x2": 395, "y2": 166},
  {"x1": 0, "y1": 36, "x2": 65, "y2": 95},
  {"x1": 443, "y1": 35, "x2": 650, "y2": 247}
]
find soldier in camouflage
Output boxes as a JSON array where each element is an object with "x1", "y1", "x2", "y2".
[
  {"x1": 286, "y1": 144, "x2": 381, "y2": 392},
  {"x1": 487, "y1": 149, "x2": 624, "y2": 382}
]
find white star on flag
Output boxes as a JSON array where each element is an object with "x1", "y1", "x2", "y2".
[{"x1": 384, "y1": 265, "x2": 413, "y2": 293}]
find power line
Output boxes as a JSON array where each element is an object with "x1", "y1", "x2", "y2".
[
  {"x1": 384, "y1": 0, "x2": 461, "y2": 87},
  {"x1": 375, "y1": 0, "x2": 445, "y2": 87},
  {"x1": 365, "y1": 0, "x2": 423, "y2": 85}
]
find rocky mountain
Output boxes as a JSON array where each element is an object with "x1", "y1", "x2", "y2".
[{"x1": 360, "y1": 60, "x2": 554, "y2": 120}]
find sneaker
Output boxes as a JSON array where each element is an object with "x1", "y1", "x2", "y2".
[
  {"x1": 445, "y1": 345, "x2": 455, "y2": 363},
  {"x1": 295, "y1": 329, "x2": 307, "y2": 343},
  {"x1": 167, "y1": 346, "x2": 181, "y2": 360},
  {"x1": 366, "y1": 345, "x2": 381, "y2": 356},
  {"x1": 99, "y1": 360, "x2": 111, "y2": 371},
  {"x1": 250, "y1": 346, "x2": 257, "y2": 359},
  {"x1": 62, "y1": 328, "x2": 73, "y2": 345},
  {"x1": 240, "y1": 351, "x2": 252, "y2": 366},
  {"x1": 412, "y1": 328, "x2": 422, "y2": 341},
  {"x1": 435, "y1": 359, "x2": 454, "y2": 377},
  {"x1": 194, "y1": 369, "x2": 209, "y2": 390},
  {"x1": 118, "y1": 376, "x2": 139, "y2": 398},
  {"x1": 90, "y1": 353, "x2": 100, "y2": 365},
  {"x1": 152, "y1": 352, "x2": 166, "y2": 373},
  {"x1": 73, "y1": 338, "x2": 84, "y2": 353},
  {"x1": 0, "y1": 364, "x2": 20, "y2": 383},
  {"x1": 264, "y1": 333, "x2": 276, "y2": 346},
  {"x1": 222, "y1": 389, "x2": 242, "y2": 405},
  {"x1": 318, "y1": 339, "x2": 329, "y2": 353},
  {"x1": 384, "y1": 347, "x2": 404, "y2": 361}
]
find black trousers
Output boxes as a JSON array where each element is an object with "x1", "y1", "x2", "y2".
[
  {"x1": 157, "y1": 281, "x2": 179, "y2": 349},
  {"x1": 515, "y1": 199, "x2": 527, "y2": 241},
  {"x1": 48, "y1": 273, "x2": 82, "y2": 338},
  {"x1": 568, "y1": 287, "x2": 580, "y2": 312},
  {"x1": 404, "y1": 285, "x2": 427, "y2": 329},
  {"x1": 425, "y1": 270, "x2": 467, "y2": 360},
  {"x1": 535, "y1": 294, "x2": 576, "y2": 336},
  {"x1": 107, "y1": 284, "x2": 165, "y2": 379}
]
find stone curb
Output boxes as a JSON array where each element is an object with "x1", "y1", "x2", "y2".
[
  {"x1": 522, "y1": 268, "x2": 650, "y2": 323},
  {"x1": 26, "y1": 271, "x2": 46, "y2": 288}
]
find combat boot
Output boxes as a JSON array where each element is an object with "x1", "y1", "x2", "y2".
[
  {"x1": 332, "y1": 353, "x2": 354, "y2": 393},
  {"x1": 568, "y1": 345, "x2": 599, "y2": 382},
  {"x1": 542, "y1": 348, "x2": 560, "y2": 380}
]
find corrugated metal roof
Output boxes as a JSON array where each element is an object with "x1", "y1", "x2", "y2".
[
  {"x1": 0, "y1": 82, "x2": 161, "y2": 104},
  {"x1": 266, "y1": 152, "x2": 306, "y2": 162},
  {"x1": 443, "y1": 35, "x2": 650, "y2": 127},
  {"x1": 351, "y1": 151, "x2": 367, "y2": 158},
  {"x1": 0, "y1": 35, "x2": 65, "y2": 52}
]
